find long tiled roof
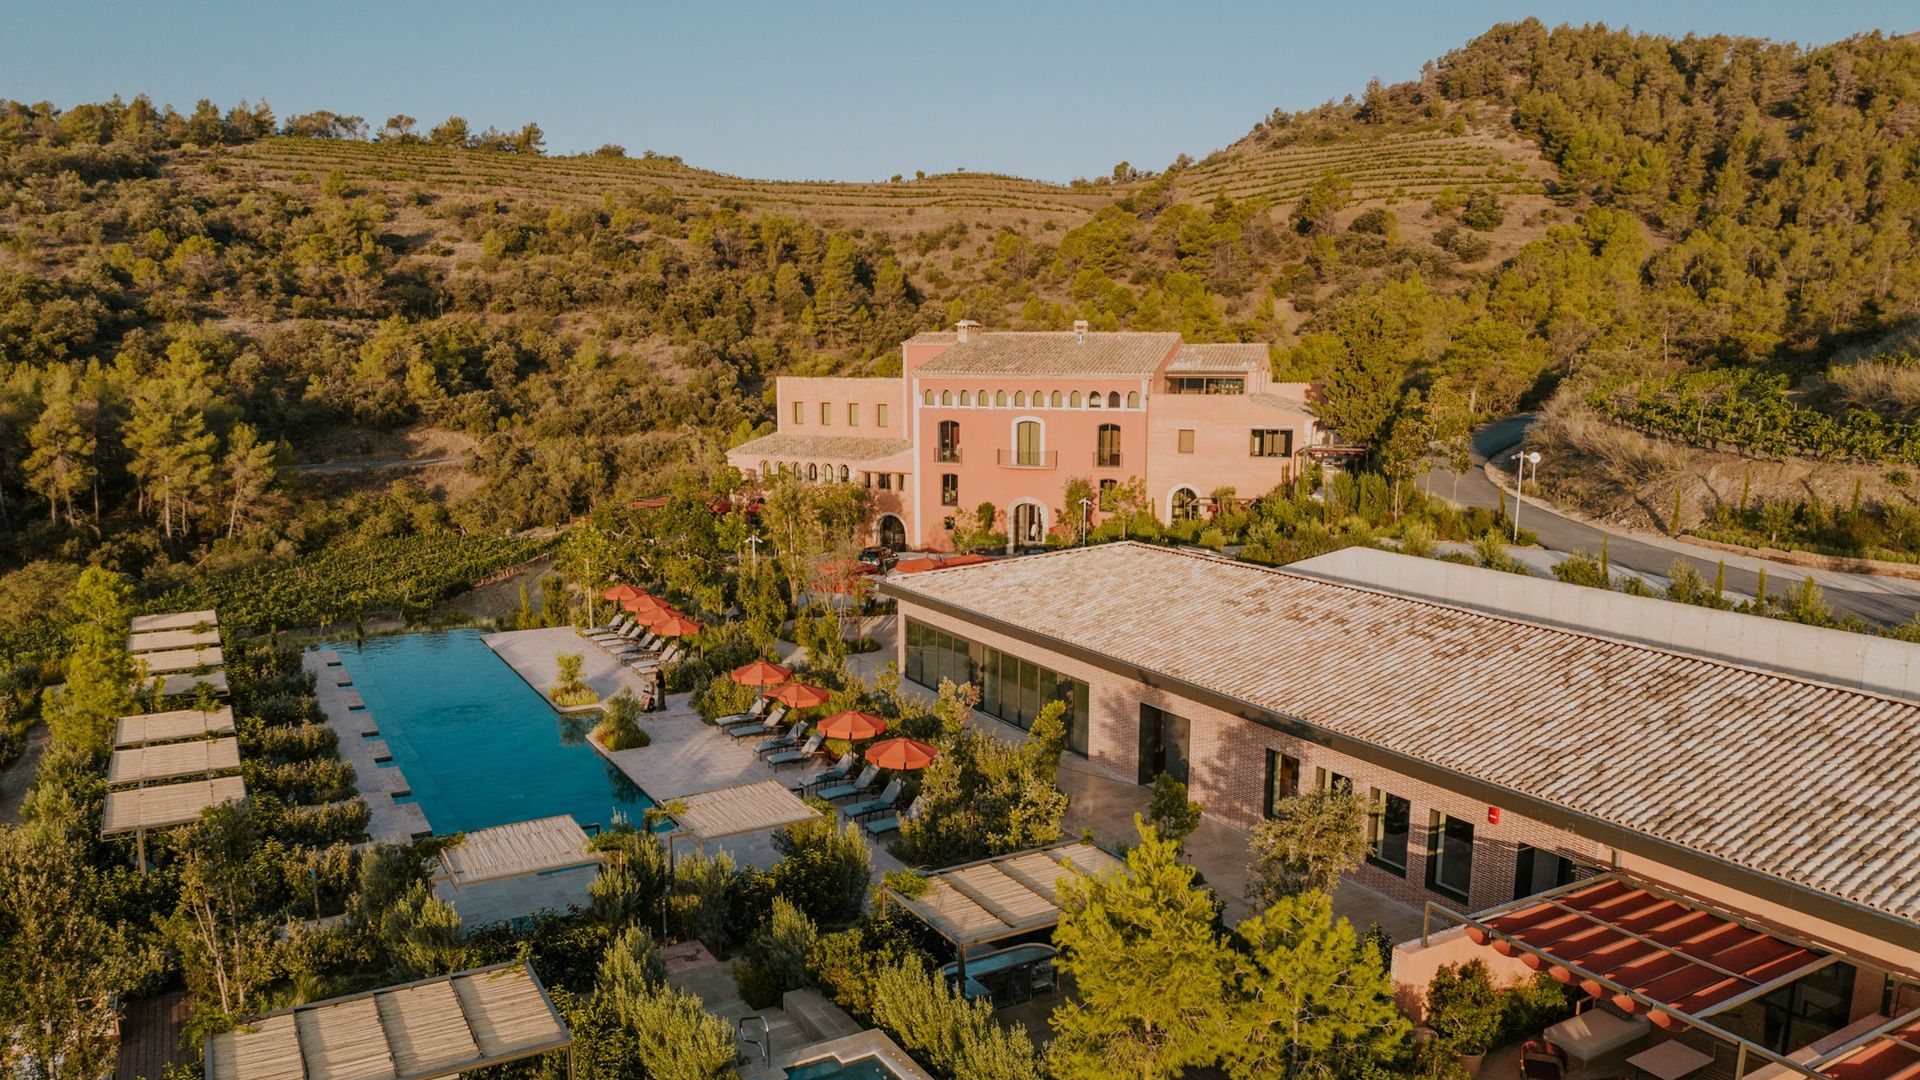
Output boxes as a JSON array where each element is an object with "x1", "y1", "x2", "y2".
[
  {"x1": 884, "y1": 542, "x2": 1920, "y2": 927},
  {"x1": 915, "y1": 331, "x2": 1181, "y2": 378},
  {"x1": 729, "y1": 431, "x2": 914, "y2": 463},
  {"x1": 1167, "y1": 343, "x2": 1269, "y2": 372}
]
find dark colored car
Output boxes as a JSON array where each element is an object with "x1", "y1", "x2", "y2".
[{"x1": 858, "y1": 545, "x2": 898, "y2": 572}]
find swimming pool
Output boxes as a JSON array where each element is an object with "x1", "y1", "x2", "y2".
[
  {"x1": 784, "y1": 1055, "x2": 908, "y2": 1080},
  {"x1": 322, "y1": 629, "x2": 650, "y2": 834}
]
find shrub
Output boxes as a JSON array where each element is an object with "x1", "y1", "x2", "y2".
[
  {"x1": 1460, "y1": 191, "x2": 1505, "y2": 230},
  {"x1": 1146, "y1": 773, "x2": 1202, "y2": 844},
  {"x1": 593, "y1": 690, "x2": 648, "y2": 750},
  {"x1": 869, "y1": 960, "x2": 1044, "y2": 1080},
  {"x1": 1426, "y1": 960, "x2": 1504, "y2": 1056},
  {"x1": 732, "y1": 897, "x2": 817, "y2": 1009},
  {"x1": 692, "y1": 674, "x2": 756, "y2": 723},
  {"x1": 768, "y1": 816, "x2": 871, "y2": 927}
]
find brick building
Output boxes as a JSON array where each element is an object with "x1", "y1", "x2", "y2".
[{"x1": 879, "y1": 542, "x2": 1920, "y2": 1073}]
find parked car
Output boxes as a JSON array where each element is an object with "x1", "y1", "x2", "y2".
[{"x1": 858, "y1": 545, "x2": 898, "y2": 572}]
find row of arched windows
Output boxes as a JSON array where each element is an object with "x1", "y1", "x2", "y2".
[
  {"x1": 924, "y1": 388, "x2": 1138, "y2": 410},
  {"x1": 760, "y1": 460, "x2": 851, "y2": 483}
]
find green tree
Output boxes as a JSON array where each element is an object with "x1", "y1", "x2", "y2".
[
  {"x1": 768, "y1": 815, "x2": 871, "y2": 927},
  {"x1": 1049, "y1": 819, "x2": 1234, "y2": 1078},
  {"x1": 163, "y1": 800, "x2": 276, "y2": 1018},
  {"x1": 24, "y1": 368, "x2": 96, "y2": 529},
  {"x1": 870, "y1": 960, "x2": 1043, "y2": 1080},
  {"x1": 378, "y1": 880, "x2": 471, "y2": 979},
  {"x1": 221, "y1": 421, "x2": 282, "y2": 539},
  {"x1": 1247, "y1": 788, "x2": 1369, "y2": 906},
  {"x1": 44, "y1": 567, "x2": 133, "y2": 752},
  {"x1": 1145, "y1": 773, "x2": 1202, "y2": 846},
  {"x1": 1222, "y1": 891, "x2": 1410, "y2": 1080},
  {"x1": 428, "y1": 115, "x2": 471, "y2": 147},
  {"x1": 0, "y1": 827, "x2": 129, "y2": 1080}
]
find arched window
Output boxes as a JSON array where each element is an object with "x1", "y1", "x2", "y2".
[
  {"x1": 995, "y1": 390, "x2": 1007, "y2": 407},
  {"x1": 838, "y1": 465, "x2": 850, "y2": 482},
  {"x1": 1050, "y1": 390, "x2": 1063, "y2": 408},
  {"x1": 1015, "y1": 420, "x2": 1042, "y2": 467},
  {"x1": 824, "y1": 461, "x2": 838, "y2": 481},
  {"x1": 1108, "y1": 391, "x2": 1121, "y2": 409},
  {"x1": 1171, "y1": 487, "x2": 1200, "y2": 521},
  {"x1": 1126, "y1": 391, "x2": 1139, "y2": 409},
  {"x1": 924, "y1": 389, "x2": 935, "y2": 406},
  {"x1": 941, "y1": 390, "x2": 953, "y2": 406},
  {"x1": 1087, "y1": 391, "x2": 1101, "y2": 408},
  {"x1": 1014, "y1": 391, "x2": 1026, "y2": 407},
  {"x1": 978, "y1": 389, "x2": 989, "y2": 406},
  {"x1": 758, "y1": 460, "x2": 769, "y2": 476},
  {"x1": 938, "y1": 420, "x2": 960, "y2": 463},
  {"x1": 959, "y1": 390, "x2": 971, "y2": 406},
  {"x1": 807, "y1": 463, "x2": 819, "y2": 481},
  {"x1": 1070, "y1": 391, "x2": 1083, "y2": 408}
]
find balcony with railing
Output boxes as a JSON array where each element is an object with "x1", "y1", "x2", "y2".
[
  {"x1": 937, "y1": 446, "x2": 963, "y2": 463},
  {"x1": 996, "y1": 449, "x2": 1058, "y2": 469},
  {"x1": 1093, "y1": 451, "x2": 1123, "y2": 469}
]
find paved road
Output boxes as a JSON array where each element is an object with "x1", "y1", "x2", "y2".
[{"x1": 1424, "y1": 417, "x2": 1920, "y2": 626}]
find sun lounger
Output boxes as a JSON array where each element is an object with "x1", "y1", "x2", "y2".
[
  {"x1": 726, "y1": 706, "x2": 788, "y2": 740},
  {"x1": 767, "y1": 733, "x2": 825, "y2": 769},
  {"x1": 791, "y1": 751, "x2": 854, "y2": 792},
  {"x1": 718, "y1": 698, "x2": 771, "y2": 728},
  {"x1": 841, "y1": 779, "x2": 902, "y2": 820},
  {"x1": 864, "y1": 795, "x2": 923, "y2": 836},
  {"x1": 755, "y1": 721, "x2": 808, "y2": 756},
  {"x1": 587, "y1": 615, "x2": 630, "y2": 636},
  {"x1": 814, "y1": 765, "x2": 878, "y2": 803}
]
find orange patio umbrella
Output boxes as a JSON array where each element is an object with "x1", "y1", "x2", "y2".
[
  {"x1": 817, "y1": 710, "x2": 888, "y2": 741},
  {"x1": 730, "y1": 661, "x2": 792, "y2": 687},
  {"x1": 865, "y1": 737, "x2": 937, "y2": 771},
  {"x1": 621, "y1": 594, "x2": 668, "y2": 615},
  {"x1": 650, "y1": 614, "x2": 703, "y2": 638},
  {"x1": 601, "y1": 583, "x2": 642, "y2": 601},
  {"x1": 765, "y1": 682, "x2": 831, "y2": 709}
]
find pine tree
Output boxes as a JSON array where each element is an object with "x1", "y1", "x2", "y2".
[
  {"x1": 25, "y1": 371, "x2": 97, "y2": 529},
  {"x1": 1049, "y1": 818, "x2": 1234, "y2": 1077},
  {"x1": 1222, "y1": 891, "x2": 1411, "y2": 1080},
  {"x1": 45, "y1": 567, "x2": 134, "y2": 752},
  {"x1": 221, "y1": 421, "x2": 280, "y2": 539}
]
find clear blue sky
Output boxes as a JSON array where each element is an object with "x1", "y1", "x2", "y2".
[{"x1": 3, "y1": 1, "x2": 1913, "y2": 182}]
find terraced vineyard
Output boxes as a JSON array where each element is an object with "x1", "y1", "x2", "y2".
[
  {"x1": 1168, "y1": 128, "x2": 1552, "y2": 205},
  {"x1": 212, "y1": 121, "x2": 1552, "y2": 234}
]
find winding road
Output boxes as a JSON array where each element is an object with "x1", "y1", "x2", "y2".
[{"x1": 1424, "y1": 417, "x2": 1920, "y2": 626}]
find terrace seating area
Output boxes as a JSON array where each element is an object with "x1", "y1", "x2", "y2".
[{"x1": 582, "y1": 586, "x2": 710, "y2": 709}]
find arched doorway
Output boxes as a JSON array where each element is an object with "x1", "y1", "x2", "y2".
[
  {"x1": 1011, "y1": 501, "x2": 1047, "y2": 548},
  {"x1": 877, "y1": 514, "x2": 907, "y2": 551}
]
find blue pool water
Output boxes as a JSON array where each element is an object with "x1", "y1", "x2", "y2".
[
  {"x1": 784, "y1": 1056, "x2": 906, "y2": 1080},
  {"x1": 321, "y1": 629, "x2": 650, "y2": 834}
]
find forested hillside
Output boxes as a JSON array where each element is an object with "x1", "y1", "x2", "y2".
[{"x1": 2, "y1": 18, "x2": 1919, "y2": 589}]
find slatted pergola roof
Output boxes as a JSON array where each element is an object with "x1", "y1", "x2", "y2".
[
  {"x1": 108, "y1": 737, "x2": 241, "y2": 786},
  {"x1": 888, "y1": 841, "x2": 1124, "y2": 949},
  {"x1": 129, "y1": 627, "x2": 222, "y2": 653},
  {"x1": 205, "y1": 962, "x2": 571, "y2": 1080},
  {"x1": 672, "y1": 779, "x2": 821, "y2": 842},
  {"x1": 101, "y1": 776, "x2": 246, "y2": 836},
  {"x1": 151, "y1": 670, "x2": 229, "y2": 698},
  {"x1": 435, "y1": 816, "x2": 602, "y2": 889},
  {"x1": 134, "y1": 646, "x2": 224, "y2": 674},
  {"x1": 114, "y1": 706, "x2": 235, "y2": 748},
  {"x1": 130, "y1": 610, "x2": 218, "y2": 633}
]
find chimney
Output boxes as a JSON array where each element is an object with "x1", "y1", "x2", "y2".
[
  {"x1": 956, "y1": 319, "x2": 980, "y2": 343},
  {"x1": 1073, "y1": 319, "x2": 1089, "y2": 344}
]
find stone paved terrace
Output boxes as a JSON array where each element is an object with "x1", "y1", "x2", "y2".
[
  {"x1": 481, "y1": 626, "x2": 657, "y2": 710},
  {"x1": 305, "y1": 647, "x2": 426, "y2": 842}
]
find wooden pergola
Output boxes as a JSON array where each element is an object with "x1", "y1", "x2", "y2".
[
  {"x1": 886, "y1": 840, "x2": 1123, "y2": 980},
  {"x1": 205, "y1": 961, "x2": 572, "y2": 1080},
  {"x1": 101, "y1": 776, "x2": 247, "y2": 868},
  {"x1": 435, "y1": 816, "x2": 603, "y2": 890},
  {"x1": 671, "y1": 779, "x2": 820, "y2": 843},
  {"x1": 114, "y1": 706, "x2": 236, "y2": 748}
]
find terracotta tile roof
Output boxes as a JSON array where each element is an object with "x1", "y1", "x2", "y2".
[
  {"x1": 1167, "y1": 343, "x2": 1270, "y2": 372},
  {"x1": 915, "y1": 331, "x2": 1181, "y2": 378},
  {"x1": 728, "y1": 431, "x2": 914, "y2": 464},
  {"x1": 884, "y1": 542, "x2": 1920, "y2": 927}
]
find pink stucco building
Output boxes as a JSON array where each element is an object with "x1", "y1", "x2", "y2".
[{"x1": 726, "y1": 321, "x2": 1319, "y2": 550}]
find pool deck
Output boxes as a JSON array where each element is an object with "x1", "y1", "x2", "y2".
[
  {"x1": 304, "y1": 648, "x2": 429, "y2": 843},
  {"x1": 480, "y1": 627, "x2": 656, "y2": 711}
]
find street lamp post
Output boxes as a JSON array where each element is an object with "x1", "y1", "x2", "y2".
[
  {"x1": 746, "y1": 534, "x2": 764, "y2": 565},
  {"x1": 1079, "y1": 497, "x2": 1092, "y2": 547},
  {"x1": 1512, "y1": 450, "x2": 1542, "y2": 542}
]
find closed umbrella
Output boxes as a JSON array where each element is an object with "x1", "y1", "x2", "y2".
[
  {"x1": 766, "y1": 682, "x2": 831, "y2": 710},
  {"x1": 817, "y1": 710, "x2": 888, "y2": 741},
  {"x1": 865, "y1": 737, "x2": 937, "y2": 771},
  {"x1": 730, "y1": 661, "x2": 792, "y2": 687}
]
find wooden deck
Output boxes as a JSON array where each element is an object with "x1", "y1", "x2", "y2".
[{"x1": 114, "y1": 991, "x2": 192, "y2": 1080}]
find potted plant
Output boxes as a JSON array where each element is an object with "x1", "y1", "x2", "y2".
[{"x1": 1426, "y1": 960, "x2": 1504, "y2": 1077}]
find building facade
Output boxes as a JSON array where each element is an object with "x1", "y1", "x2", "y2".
[
  {"x1": 878, "y1": 543, "x2": 1920, "y2": 1064},
  {"x1": 726, "y1": 322, "x2": 1318, "y2": 550}
]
